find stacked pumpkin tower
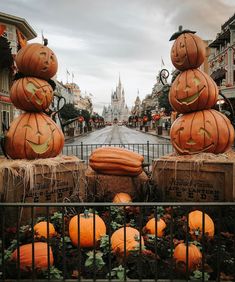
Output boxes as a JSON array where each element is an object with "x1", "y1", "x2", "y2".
[
  {"x1": 169, "y1": 27, "x2": 234, "y2": 155},
  {"x1": 4, "y1": 42, "x2": 64, "y2": 159}
]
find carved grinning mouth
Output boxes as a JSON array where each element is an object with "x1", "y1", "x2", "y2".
[
  {"x1": 173, "y1": 141, "x2": 214, "y2": 154},
  {"x1": 26, "y1": 137, "x2": 51, "y2": 154},
  {"x1": 176, "y1": 86, "x2": 205, "y2": 105}
]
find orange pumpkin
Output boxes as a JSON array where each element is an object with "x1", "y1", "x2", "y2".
[
  {"x1": 111, "y1": 227, "x2": 144, "y2": 255},
  {"x1": 69, "y1": 211, "x2": 106, "y2": 247},
  {"x1": 189, "y1": 210, "x2": 214, "y2": 238},
  {"x1": 10, "y1": 77, "x2": 53, "y2": 112},
  {"x1": 145, "y1": 218, "x2": 166, "y2": 237},
  {"x1": 171, "y1": 32, "x2": 206, "y2": 71},
  {"x1": 34, "y1": 221, "x2": 56, "y2": 238},
  {"x1": 169, "y1": 69, "x2": 218, "y2": 113},
  {"x1": 89, "y1": 147, "x2": 144, "y2": 176},
  {"x1": 113, "y1": 193, "x2": 132, "y2": 203},
  {"x1": 4, "y1": 112, "x2": 64, "y2": 159},
  {"x1": 173, "y1": 243, "x2": 202, "y2": 271},
  {"x1": 170, "y1": 109, "x2": 234, "y2": 154},
  {"x1": 15, "y1": 43, "x2": 58, "y2": 80},
  {"x1": 11, "y1": 242, "x2": 54, "y2": 271}
]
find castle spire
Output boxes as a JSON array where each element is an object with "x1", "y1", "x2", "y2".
[{"x1": 118, "y1": 73, "x2": 121, "y2": 87}]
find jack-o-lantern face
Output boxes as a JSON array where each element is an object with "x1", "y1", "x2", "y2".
[
  {"x1": 169, "y1": 69, "x2": 218, "y2": 113},
  {"x1": 10, "y1": 77, "x2": 53, "y2": 112},
  {"x1": 170, "y1": 109, "x2": 234, "y2": 155},
  {"x1": 15, "y1": 43, "x2": 58, "y2": 80},
  {"x1": 171, "y1": 33, "x2": 206, "y2": 71},
  {"x1": 5, "y1": 113, "x2": 64, "y2": 159}
]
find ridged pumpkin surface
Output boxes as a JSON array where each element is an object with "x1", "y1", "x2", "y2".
[
  {"x1": 170, "y1": 109, "x2": 234, "y2": 154},
  {"x1": 189, "y1": 210, "x2": 214, "y2": 237},
  {"x1": 34, "y1": 221, "x2": 56, "y2": 238},
  {"x1": 11, "y1": 242, "x2": 54, "y2": 271},
  {"x1": 69, "y1": 213, "x2": 106, "y2": 247},
  {"x1": 10, "y1": 77, "x2": 53, "y2": 112},
  {"x1": 171, "y1": 33, "x2": 206, "y2": 71},
  {"x1": 173, "y1": 243, "x2": 202, "y2": 271},
  {"x1": 169, "y1": 69, "x2": 218, "y2": 113},
  {"x1": 89, "y1": 147, "x2": 144, "y2": 176},
  {"x1": 15, "y1": 43, "x2": 58, "y2": 79},
  {"x1": 113, "y1": 192, "x2": 132, "y2": 203},
  {"x1": 145, "y1": 218, "x2": 166, "y2": 237},
  {"x1": 5, "y1": 112, "x2": 64, "y2": 159},
  {"x1": 111, "y1": 227, "x2": 144, "y2": 255}
]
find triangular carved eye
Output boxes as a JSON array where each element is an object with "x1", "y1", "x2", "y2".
[
  {"x1": 175, "y1": 127, "x2": 184, "y2": 134},
  {"x1": 23, "y1": 124, "x2": 33, "y2": 129},
  {"x1": 39, "y1": 51, "x2": 47, "y2": 58},
  {"x1": 193, "y1": 77, "x2": 201, "y2": 86},
  {"x1": 199, "y1": 127, "x2": 211, "y2": 138}
]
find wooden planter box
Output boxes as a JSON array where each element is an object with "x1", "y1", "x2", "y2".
[
  {"x1": 85, "y1": 166, "x2": 149, "y2": 201},
  {"x1": 152, "y1": 152, "x2": 235, "y2": 202},
  {"x1": 0, "y1": 155, "x2": 86, "y2": 224}
]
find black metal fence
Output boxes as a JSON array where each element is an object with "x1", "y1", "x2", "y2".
[
  {"x1": 62, "y1": 142, "x2": 173, "y2": 166},
  {"x1": 1, "y1": 202, "x2": 234, "y2": 281}
]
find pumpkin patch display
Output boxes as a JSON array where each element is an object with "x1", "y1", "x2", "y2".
[
  {"x1": 111, "y1": 226, "x2": 144, "y2": 255},
  {"x1": 34, "y1": 221, "x2": 56, "y2": 238},
  {"x1": 188, "y1": 210, "x2": 215, "y2": 238},
  {"x1": 113, "y1": 192, "x2": 132, "y2": 203},
  {"x1": 145, "y1": 218, "x2": 166, "y2": 237},
  {"x1": 170, "y1": 109, "x2": 234, "y2": 154},
  {"x1": 173, "y1": 242, "x2": 202, "y2": 271},
  {"x1": 69, "y1": 211, "x2": 106, "y2": 247},
  {"x1": 169, "y1": 69, "x2": 218, "y2": 113},
  {"x1": 89, "y1": 147, "x2": 144, "y2": 176},
  {"x1": 11, "y1": 242, "x2": 54, "y2": 271},
  {"x1": 15, "y1": 43, "x2": 58, "y2": 80},
  {"x1": 10, "y1": 77, "x2": 53, "y2": 112},
  {"x1": 170, "y1": 28, "x2": 206, "y2": 71},
  {"x1": 4, "y1": 112, "x2": 64, "y2": 159},
  {"x1": 169, "y1": 28, "x2": 234, "y2": 154}
]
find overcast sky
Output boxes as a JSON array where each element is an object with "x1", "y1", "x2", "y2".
[{"x1": 1, "y1": 0, "x2": 235, "y2": 113}]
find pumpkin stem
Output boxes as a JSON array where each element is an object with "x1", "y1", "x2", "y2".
[
  {"x1": 43, "y1": 38, "x2": 48, "y2": 46},
  {"x1": 169, "y1": 26, "x2": 196, "y2": 41},
  {"x1": 83, "y1": 209, "x2": 91, "y2": 218}
]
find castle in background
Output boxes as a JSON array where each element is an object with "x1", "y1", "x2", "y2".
[{"x1": 102, "y1": 76, "x2": 129, "y2": 122}]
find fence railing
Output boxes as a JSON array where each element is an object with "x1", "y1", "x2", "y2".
[
  {"x1": 0, "y1": 202, "x2": 234, "y2": 281},
  {"x1": 62, "y1": 142, "x2": 173, "y2": 166}
]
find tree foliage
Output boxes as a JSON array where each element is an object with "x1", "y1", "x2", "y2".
[
  {"x1": 158, "y1": 85, "x2": 173, "y2": 115},
  {"x1": 0, "y1": 37, "x2": 13, "y2": 70},
  {"x1": 59, "y1": 103, "x2": 80, "y2": 120},
  {"x1": 59, "y1": 103, "x2": 90, "y2": 123}
]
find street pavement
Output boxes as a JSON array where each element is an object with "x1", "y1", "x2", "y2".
[{"x1": 65, "y1": 125, "x2": 171, "y2": 145}]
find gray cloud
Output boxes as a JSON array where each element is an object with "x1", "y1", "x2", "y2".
[{"x1": 1, "y1": 0, "x2": 234, "y2": 113}]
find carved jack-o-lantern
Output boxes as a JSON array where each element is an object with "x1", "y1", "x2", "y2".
[
  {"x1": 170, "y1": 109, "x2": 234, "y2": 155},
  {"x1": 169, "y1": 69, "x2": 218, "y2": 113},
  {"x1": 10, "y1": 77, "x2": 53, "y2": 112},
  {"x1": 171, "y1": 32, "x2": 206, "y2": 71},
  {"x1": 5, "y1": 112, "x2": 64, "y2": 159},
  {"x1": 15, "y1": 43, "x2": 58, "y2": 80}
]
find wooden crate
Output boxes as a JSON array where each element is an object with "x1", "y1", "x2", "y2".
[
  {"x1": 152, "y1": 152, "x2": 235, "y2": 202},
  {"x1": 85, "y1": 166, "x2": 149, "y2": 201},
  {"x1": 0, "y1": 155, "x2": 86, "y2": 224}
]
